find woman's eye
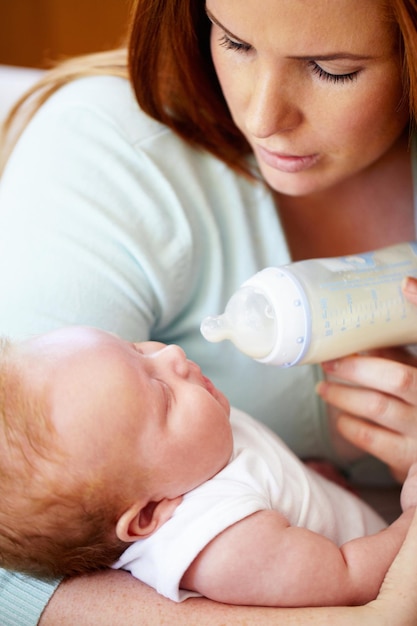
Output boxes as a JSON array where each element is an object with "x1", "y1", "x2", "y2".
[
  {"x1": 309, "y1": 61, "x2": 359, "y2": 84},
  {"x1": 219, "y1": 33, "x2": 251, "y2": 53}
]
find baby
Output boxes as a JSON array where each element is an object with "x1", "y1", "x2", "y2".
[{"x1": 0, "y1": 326, "x2": 415, "y2": 607}]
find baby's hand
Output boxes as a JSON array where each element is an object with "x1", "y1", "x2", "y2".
[{"x1": 401, "y1": 463, "x2": 417, "y2": 511}]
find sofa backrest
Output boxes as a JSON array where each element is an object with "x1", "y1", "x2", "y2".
[{"x1": 0, "y1": 65, "x2": 44, "y2": 123}]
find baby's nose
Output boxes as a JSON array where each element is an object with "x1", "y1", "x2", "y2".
[{"x1": 164, "y1": 344, "x2": 190, "y2": 376}]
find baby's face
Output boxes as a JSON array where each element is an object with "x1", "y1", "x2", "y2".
[{"x1": 20, "y1": 327, "x2": 233, "y2": 502}]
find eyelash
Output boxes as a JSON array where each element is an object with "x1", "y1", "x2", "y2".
[
  {"x1": 218, "y1": 34, "x2": 359, "y2": 84},
  {"x1": 309, "y1": 61, "x2": 358, "y2": 84},
  {"x1": 219, "y1": 34, "x2": 251, "y2": 53}
]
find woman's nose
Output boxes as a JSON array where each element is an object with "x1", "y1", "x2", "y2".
[{"x1": 245, "y1": 66, "x2": 303, "y2": 138}]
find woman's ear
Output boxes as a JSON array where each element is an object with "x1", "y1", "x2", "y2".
[{"x1": 116, "y1": 496, "x2": 182, "y2": 542}]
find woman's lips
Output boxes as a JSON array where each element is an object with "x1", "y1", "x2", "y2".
[{"x1": 257, "y1": 146, "x2": 320, "y2": 173}]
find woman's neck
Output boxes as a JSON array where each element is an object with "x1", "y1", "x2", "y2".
[{"x1": 276, "y1": 131, "x2": 414, "y2": 261}]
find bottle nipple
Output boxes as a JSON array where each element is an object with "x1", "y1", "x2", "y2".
[{"x1": 200, "y1": 286, "x2": 276, "y2": 358}]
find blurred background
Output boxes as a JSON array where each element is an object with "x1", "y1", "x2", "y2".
[{"x1": 0, "y1": 0, "x2": 131, "y2": 68}]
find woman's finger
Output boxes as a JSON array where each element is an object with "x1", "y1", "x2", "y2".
[
  {"x1": 402, "y1": 276, "x2": 417, "y2": 306},
  {"x1": 322, "y1": 355, "x2": 417, "y2": 406},
  {"x1": 336, "y1": 414, "x2": 415, "y2": 481},
  {"x1": 317, "y1": 380, "x2": 417, "y2": 436},
  {"x1": 367, "y1": 346, "x2": 417, "y2": 368}
]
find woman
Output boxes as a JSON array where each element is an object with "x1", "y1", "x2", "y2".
[{"x1": 1, "y1": 0, "x2": 417, "y2": 623}]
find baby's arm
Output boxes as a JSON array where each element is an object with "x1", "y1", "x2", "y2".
[{"x1": 181, "y1": 507, "x2": 415, "y2": 607}]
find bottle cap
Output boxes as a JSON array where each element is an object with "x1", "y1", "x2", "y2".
[
  {"x1": 201, "y1": 267, "x2": 310, "y2": 366},
  {"x1": 251, "y1": 268, "x2": 310, "y2": 366}
]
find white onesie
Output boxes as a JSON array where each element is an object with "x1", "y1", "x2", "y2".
[{"x1": 113, "y1": 408, "x2": 387, "y2": 602}]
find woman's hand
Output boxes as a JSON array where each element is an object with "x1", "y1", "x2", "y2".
[
  {"x1": 365, "y1": 507, "x2": 417, "y2": 625},
  {"x1": 317, "y1": 352, "x2": 417, "y2": 482},
  {"x1": 317, "y1": 277, "x2": 417, "y2": 482}
]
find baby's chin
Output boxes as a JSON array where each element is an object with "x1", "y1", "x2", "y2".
[
  {"x1": 206, "y1": 377, "x2": 230, "y2": 415},
  {"x1": 219, "y1": 392, "x2": 231, "y2": 416}
]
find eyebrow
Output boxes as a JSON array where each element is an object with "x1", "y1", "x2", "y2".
[
  {"x1": 205, "y1": 7, "x2": 238, "y2": 41},
  {"x1": 289, "y1": 53, "x2": 373, "y2": 62},
  {"x1": 205, "y1": 7, "x2": 374, "y2": 62}
]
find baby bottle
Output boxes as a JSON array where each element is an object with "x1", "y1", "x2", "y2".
[{"x1": 200, "y1": 242, "x2": 417, "y2": 367}]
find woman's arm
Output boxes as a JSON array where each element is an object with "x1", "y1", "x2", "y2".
[
  {"x1": 35, "y1": 570, "x2": 374, "y2": 626},
  {"x1": 38, "y1": 506, "x2": 417, "y2": 626}
]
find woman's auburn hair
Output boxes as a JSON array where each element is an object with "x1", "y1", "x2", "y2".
[
  {"x1": 128, "y1": 0, "x2": 251, "y2": 174},
  {"x1": 2, "y1": 0, "x2": 417, "y2": 176}
]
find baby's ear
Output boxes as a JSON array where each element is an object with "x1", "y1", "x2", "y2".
[{"x1": 116, "y1": 496, "x2": 182, "y2": 542}]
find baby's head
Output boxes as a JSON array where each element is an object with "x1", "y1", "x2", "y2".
[{"x1": 0, "y1": 327, "x2": 232, "y2": 578}]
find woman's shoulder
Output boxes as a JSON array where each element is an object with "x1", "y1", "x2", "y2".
[
  {"x1": 34, "y1": 74, "x2": 169, "y2": 147},
  {"x1": 28, "y1": 73, "x2": 260, "y2": 187}
]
